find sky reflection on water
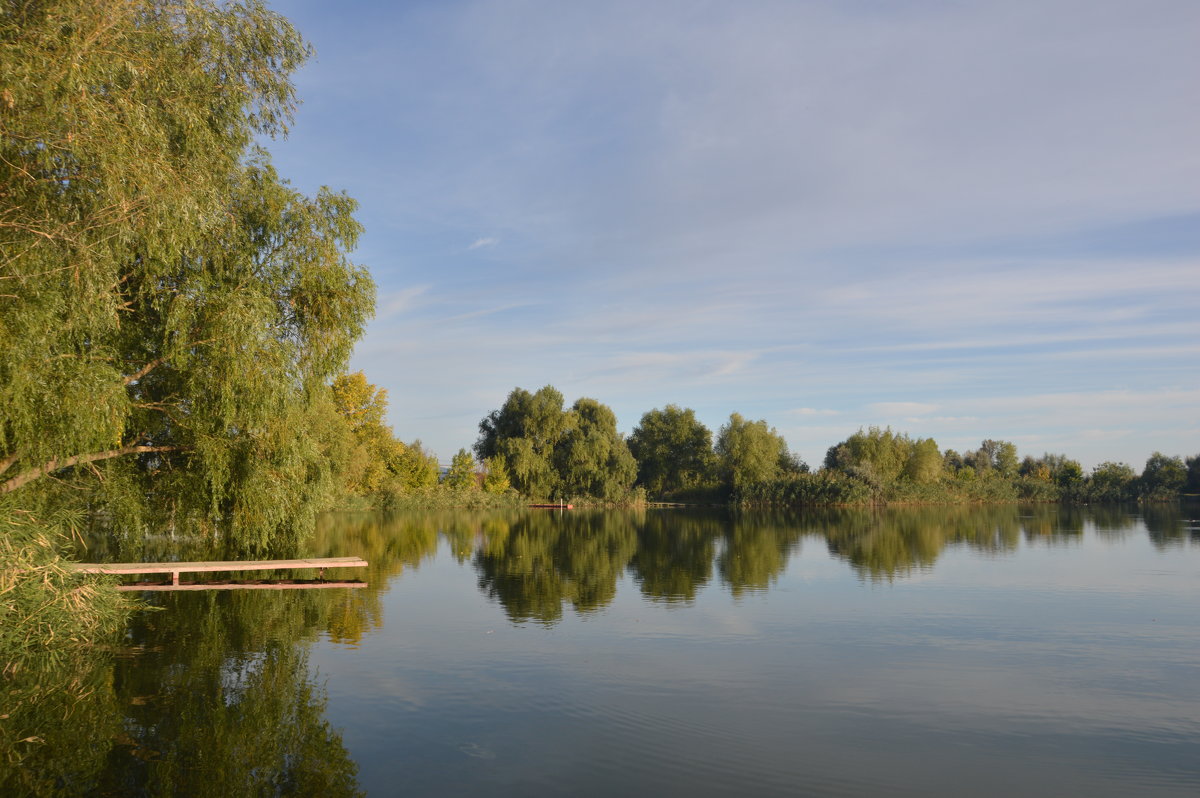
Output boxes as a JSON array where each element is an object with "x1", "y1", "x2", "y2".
[{"x1": 303, "y1": 505, "x2": 1199, "y2": 797}]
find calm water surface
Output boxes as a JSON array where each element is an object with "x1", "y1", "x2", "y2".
[{"x1": 5, "y1": 504, "x2": 1199, "y2": 796}]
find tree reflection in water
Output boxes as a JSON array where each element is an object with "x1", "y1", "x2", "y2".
[
  {"x1": 2, "y1": 590, "x2": 363, "y2": 797},
  {"x1": 7, "y1": 502, "x2": 1186, "y2": 795}
]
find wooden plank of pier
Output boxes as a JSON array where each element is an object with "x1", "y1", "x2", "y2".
[
  {"x1": 114, "y1": 579, "x2": 367, "y2": 592},
  {"x1": 72, "y1": 556, "x2": 368, "y2": 586}
]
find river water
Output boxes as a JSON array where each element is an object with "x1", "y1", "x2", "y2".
[{"x1": 5, "y1": 504, "x2": 1199, "y2": 796}]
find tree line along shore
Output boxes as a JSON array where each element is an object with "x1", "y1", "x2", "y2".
[
  {"x1": 344, "y1": 380, "x2": 1198, "y2": 510},
  {"x1": 1, "y1": 1, "x2": 1195, "y2": 662}
]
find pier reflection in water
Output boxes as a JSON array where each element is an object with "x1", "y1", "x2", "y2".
[{"x1": 4, "y1": 504, "x2": 1198, "y2": 797}]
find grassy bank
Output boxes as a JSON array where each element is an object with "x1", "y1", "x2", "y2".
[{"x1": 0, "y1": 508, "x2": 137, "y2": 673}]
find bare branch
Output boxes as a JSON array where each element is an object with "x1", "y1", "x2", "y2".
[{"x1": 124, "y1": 356, "x2": 167, "y2": 385}]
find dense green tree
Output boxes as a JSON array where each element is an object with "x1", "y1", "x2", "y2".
[
  {"x1": 0, "y1": 0, "x2": 373, "y2": 549},
  {"x1": 903, "y1": 437, "x2": 944, "y2": 483},
  {"x1": 331, "y1": 372, "x2": 404, "y2": 495},
  {"x1": 1187, "y1": 455, "x2": 1200, "y2": 494},
  {"x1": 475, "y1": 387, "x2": 636, "y2": 501},
  {"x1": 966, "y1": 440, "x2": 1019, "y2": 477},
  {"x1": 482, "y1": 455, "x2": 511, "y2": 494},
  {"x1": 824, "y1": 427, "x2": 941, "y2": 486},
  {"x1": 1088, "y1": 461, "x2": 1137, "y2": 502},
  {"x1": 388, "y1": 440, "x2": 439, "y2": 492},
  {"x1": 1042, "y1": 453, "x2": 1084, "y2": 491},
  {"x1": 825, "y1": 427, "x2": 904, "y2": 483},
  {"x1": 1140, "y1": 452, "x2": 1186, "y2": 500},
  {"x1": 443, "y1": 448, "x2": 479, "y2": 491},
  {"x1": 475, "y1": 386, "x2": 571, "y2": 499},
  {"x1": 1018, "y1": 455, "x2": 1051, "y2": 481},
  {"x1": 554, "y1": 398, "x2": 637, "y2": 501},
  {"x1": 716, "y1": 413, "x2": 796, "y2": 491},
  {"x1": 628, "y1": 405, "x2": 716, "y2": 496}
]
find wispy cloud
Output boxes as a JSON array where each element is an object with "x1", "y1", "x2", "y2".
[
  {"x1": 467, "y1": 237, "x2": 499, "y2": 250},
  {"x1": 376, "y1": 284, "x2": 431, "y2": 319},
  {"x1": 871, "y1": 402, "x2": 940, "y2": 417}
]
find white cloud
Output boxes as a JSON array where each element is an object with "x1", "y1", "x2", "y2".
[
  {"x1": 788, "y1": 407, "x2": 840, "y2": 416},
  {"x1": 871, "y1": 402, "x2": 940, "y2": 416},
  {"x1": 467, "y1": 237, "x2": 499, "y2": 250}
]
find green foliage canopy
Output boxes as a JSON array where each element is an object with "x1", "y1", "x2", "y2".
[
  {"x1": 554, "y1": 398, "x2": 638, "y2": 501},
  {"x1": 1141, "y1": 452, "x2": 1186, "y2": 499},
  {"x1": 475, "y1": 386, "x2": 636, "y2": 501},
  {"x1": 715, "y1": 413, "x2": 798, "y2": 492},
  {"x1": 475, "y1": 386, "x2": 569, "y2": 499},
  {"x1": 823, "y1": 427, "x2": 941, "y2": 486},
  {"x1": 0, "y1": 0, "x2": 374, "y2": 549},
  {"x1": 627, "y1": 405, "x2": 716, "y2": 496},
  {"x1": 331, "y1": 372, "x2": 403, "y2": 496},
  {"x1": 1088, "y1": 461, "x2": 1138, "y2": 502},
  {"x1": 444, "y1": 448, "x2": 478, "y2": 491}
]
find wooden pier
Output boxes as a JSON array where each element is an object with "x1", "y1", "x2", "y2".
[{"x1": 71, "y1": 556, "x2": 368, "y2": 591}]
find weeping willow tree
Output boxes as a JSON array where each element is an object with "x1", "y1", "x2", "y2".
[{"x1": 0, "y1": 1, "x2": 374, "y2": 552}]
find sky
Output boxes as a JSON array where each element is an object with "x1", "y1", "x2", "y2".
[{"x1": 264, "y1": 0, "x2": 1199, "y2": 470}]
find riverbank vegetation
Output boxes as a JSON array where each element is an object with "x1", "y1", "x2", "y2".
[{"x1": 469, "y1": 388, "x2": 1198, "y2": 508}]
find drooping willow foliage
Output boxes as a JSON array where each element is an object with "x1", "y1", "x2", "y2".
[
  {"x1": 1, "y1": 1, "x2": 375, "y2": 657},
  {"x1": 0, "y1": 0, "x2": 374, "y2": 551}
]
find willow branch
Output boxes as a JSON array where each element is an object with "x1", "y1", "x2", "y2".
[
  {"x1": 123, "y1": 356, "x2": 167, "y2": 385},
  {"x1": 0, "y1": 445, "x2": 182, "y2": 495}
]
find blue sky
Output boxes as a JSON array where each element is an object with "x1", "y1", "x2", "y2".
[{"x1": 265, "y1": 0, "x2": 1199, "y2": 469}]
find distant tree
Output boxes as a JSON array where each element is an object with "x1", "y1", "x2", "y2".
[
  {"x1": 1185, "y1": 455, "x2": 1200, "y2": 494},
  {"x1": 1018, "y1": 455, "x2": 1051, "y2": 481},
  {"x1": 330, "y1": 372, "x2": 404, "y2": 495},
  {"x1": 475, "y1": 386, "x2": 570, "y2": 499},
  {"x1": 391, "y1": 441, "x2": 439, "y2": 491},
  {"x1": 554, "y1": 399, "x2": 638, "y2": 501},
  {"x1": 628, "y1": 405, "x2": 716, "y2": 496},
  {"x1": 825, "y1": 427, "x2": 939, "y2": 485},
  {"x1": 1140, "y1": 452, "x2": 1186, "y2": 499},
  {"x1": 443, "y1": 449, "x2": 478, "y2": 491},
  {"x1": 825, "y1": 427, "x2": 906, "y2": 483},
  {"x1": 1088, "y1": 462, "x2": 1137, "y2": 503},
  {"x1": 1041, "y1": 453, "x2": 1084, "y2": 490},
  {"x1": 903, "y1": 438, "x2": 944, "y2": 484},
  {"x1": 716, "y1": 414, "x2": 794, "y2": 491},
  {"x1": 475, "y1": 386, "x2": 637, "y2": 500},
  {"x1": 482, "y1": 456, "x2": 511, "y2": 494},
  {"x1": 966, "y1": 440, "x2": 1019, "y2": 477}
]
